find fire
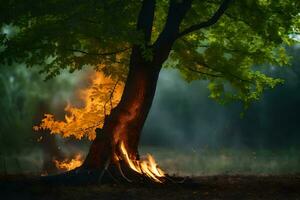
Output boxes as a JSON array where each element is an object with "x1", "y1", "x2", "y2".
[
  {"x1": 35, "y1": 71, "x2": 166, "y2": 183},
  {"x1": 34, "y1": 72, "x2": 124, "y2": 140},
  {"x1": 118, "y1": 142, "x2": 165, "y2": 183},
  {"x1": 54, "y1": 154, "x2": 83, "y2": 171}
]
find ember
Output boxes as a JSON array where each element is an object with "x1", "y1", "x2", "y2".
[{"x1": 54, "y1": 154, "x2": 83, "y2": 171}]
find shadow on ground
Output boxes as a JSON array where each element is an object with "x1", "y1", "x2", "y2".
[{"x1": 1, "y1": 175, "x2": 300, "y2": 200}]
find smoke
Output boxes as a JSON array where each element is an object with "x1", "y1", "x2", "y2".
[{"x1": 0, "y1": 64, "x2": 90, "y2": 174}]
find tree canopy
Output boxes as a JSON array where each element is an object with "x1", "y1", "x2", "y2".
[{"x1": 1, "y1": 0, "x2": 300, "y2": 106}]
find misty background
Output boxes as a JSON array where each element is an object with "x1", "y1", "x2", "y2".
[
  {"x1": 0, "y1": 46, "x2": 300, "y2": 175},
  {"x1": 142, "y1": 46, "x2": 300, "y2": 150}
]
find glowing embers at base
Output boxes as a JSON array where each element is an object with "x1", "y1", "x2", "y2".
[
  {"x1": 118, "y1": 142, "x2": 165, "y2": 183},
  {"x1": 54, "y1": 154, "x2": 83, "y2": 171},
  {"x1": 50, "y1": 143, "x2": 165, "y2": 183}
]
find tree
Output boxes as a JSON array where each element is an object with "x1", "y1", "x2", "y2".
[{"x1": 1, "y1": 0, "x2": 299, "y2": 183}]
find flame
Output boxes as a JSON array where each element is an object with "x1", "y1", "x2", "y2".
[
  {"x1": 54, "y1": 154, "x2": 83, "y2": 171},
  {"x1": 34, "y1": 72, "x2": 124, "y2": 140},
  {"x1": 118, "y1": 142, "x2": 165, "y2": 183},
  {"x1": 34, "y1": 71, "x2": 166, "y2": 182}
]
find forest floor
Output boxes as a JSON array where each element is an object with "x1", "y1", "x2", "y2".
[{"x1": 1, "y1": 174, "x2": 300, "y2": 200}]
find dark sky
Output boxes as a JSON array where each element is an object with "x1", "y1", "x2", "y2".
[{"x1": 141, "y1": 45, "x2": 300, "y2": 150}]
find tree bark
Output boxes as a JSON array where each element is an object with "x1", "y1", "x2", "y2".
[
  {"x1": 82, "y1": 51, "x2": 162, "y2": 169},
  {"x1": 81, "y1": 0, "x2": 192, "y2": 172}
]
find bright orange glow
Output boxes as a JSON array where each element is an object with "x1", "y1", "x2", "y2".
[
  {"x1": 34, "y1": 72, "x2": 124, "y2": 140},
  {"x1": 34, "y1": 71, "x2": 165, "y2": 182},
  {"x1": 54, "y1": 154, "x2": 83, "y2": 171},
  {"x1": 119, "y1": 142, "x2": 165, "y2": 183}
]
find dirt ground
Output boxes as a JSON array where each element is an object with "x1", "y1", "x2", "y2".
[{"x1": 1, "y1": 175, "x2": 300, "y2": 200}]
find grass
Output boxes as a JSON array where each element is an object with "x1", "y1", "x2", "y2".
[
  {"x1": 1, "y1": 147, "x2": 300, "y2": 176},
  {"x1": 1, "y1": 148, "x2": 300, "y2": 200},
  {"x1": 140, "y1": 147, "x2": 300, "y2": 176}
]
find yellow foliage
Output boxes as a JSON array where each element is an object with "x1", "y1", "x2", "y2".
[{"x1": 34, "y1": 72, "x2": 124, "y2": 140}]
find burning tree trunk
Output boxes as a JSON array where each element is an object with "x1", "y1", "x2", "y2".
[
  {"x1": 37, "y1": 48, "x2": 167, "y2": 184},
  {"x1": 81, "y1": 47, "x2": 163, "y2": 181},
  {"x1": 82, "y1": 1, "x2": 193, "y2": 177}
]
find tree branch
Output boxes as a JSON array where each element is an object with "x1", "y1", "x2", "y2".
[
  {"x1": 177, "y1": 0, "x2": 232, "y2": 38},
  {"x1": 103, "y1": 80, "x2": 120, "y2": 117},
  {"x1": 155, "y1": 0, "x2": 192, "y2": 44},
  {"x1": 185, "y1": 66, "x2": 224, "y2": 78},
  {"x1": 180, "y1": 39, "x2": 255, "y2": 84},
  {"x1": 195, "y1": 61, "x2": 254, "y2": 84},
  {"x1": 136, "y1": 0, "x2": 156, "y2": 43},
  {"x1": 153, "y1": 0, "x2": 192, "y2": 64},
  {"x1": 64, "y1": 47, "x2": 131, "y2": 57}
]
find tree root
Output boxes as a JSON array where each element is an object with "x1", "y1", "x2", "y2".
[{"x1": 39, "y1": 159, "x2": 169, "y2": 186}]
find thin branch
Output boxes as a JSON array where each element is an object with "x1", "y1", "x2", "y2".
[
  {"x1": 181, "y1": 38, "x2": 263, "y2": 59},
  {"x1": 180, "y1": 39, "x2": 255, "y2": 84},
  {"x1": 64, "y1": 47, "x2": 131, "y2": 57},
  {"x1": 103, "y1": 80, "x2": 120, "y2": 116},
  {"x1": 177, "y1": 0, "x2": 232, "y2": 38},
  {"x1": 223, "y1": 12, "x2": 269, "y2": 42},
  {"x1": 196, "y1": 61, "x2": 255, "y2": 84},
  {"x1": 185, "y1": 66, "x2": 224, "y2": 78},
  {"x1": 109, "y1": 80, "x2": 120, "y2": 111}
]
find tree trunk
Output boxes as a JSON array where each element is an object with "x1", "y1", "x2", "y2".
[
  {"x1": 82, "y1": 52, "x2": 161, "y2": 170},
  {"x1": 79, "y1": 0, "x2": 192, "y2": 178}
]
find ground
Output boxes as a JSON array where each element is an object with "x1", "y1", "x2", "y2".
[{"x1": 1, "y1": 175, "x2": 300, "y2": 200}]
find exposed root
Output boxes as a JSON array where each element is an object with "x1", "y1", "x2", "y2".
[
  {"x1": 98, "y1": 158, "x2": 111, "y2": 183},
  {"x1": 116, "y1": 161, "x2": 133, "y2": 183},
  {"x1": 39, "y1": 142, "x2": 166, "y2": 185},
  {"x1": 105, "y1": 169, "x2": 120, "y2": 184}
]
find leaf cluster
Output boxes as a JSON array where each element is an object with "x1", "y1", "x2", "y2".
[{"x1": 1, "y1": 0, "x2": 300, "y2": 105}]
